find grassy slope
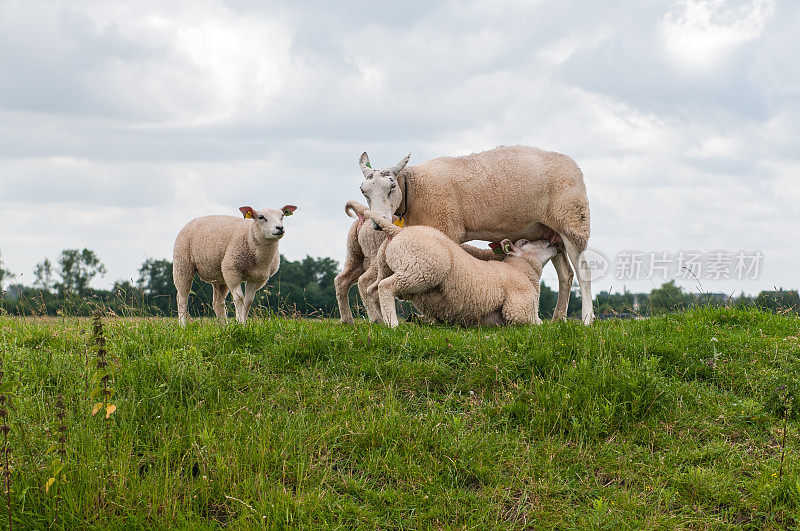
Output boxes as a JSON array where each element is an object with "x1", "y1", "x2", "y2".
[{"x1": 1, "y1": 308, "x2": 799, "y2": 529}]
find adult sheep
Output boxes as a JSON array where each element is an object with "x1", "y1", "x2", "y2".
[{"x1": 358, "y1": 145, "x2": 594, "y2": 324}]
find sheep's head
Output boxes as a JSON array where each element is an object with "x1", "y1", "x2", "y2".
[
  {"x1": 239, "y1": 205, "x2": 297, "y2": 240},
  {"x1": 500, "y1": 238, "x2": 557, "y2": 268},
  {"x1": 358, "y1": 152, "x2": 410, "y2": 231}
]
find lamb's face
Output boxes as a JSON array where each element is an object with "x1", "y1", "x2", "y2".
[
  {"x1": 255, "y1": 208, "x2": 286, "y2": 239},
  {"x1": 239, "y1": 205, "x2": 297, "y2": 240},
  {"x1": 510, "y1": 239, "x2": 557, "y2": 267},
  {"x1": 358, "y1": 152, "x2": 410, "y2": 231}
]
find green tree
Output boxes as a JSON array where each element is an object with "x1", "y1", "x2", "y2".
[
  {"x1": 0, "y1": 251, "x2": 11, "y2": 290},
  {"x1": 137, "y1": 258, "x2": 176, "y2": 315},
  {"x1": 54, "y1": 249, "x2": 107, "y2": 297},
  {"x1": 755, "y1": 289, "x2": 799, "y2": 313},
  {"x1": 650, "y1": 280, "x2": 691, "y2": 313},
  {"x1": 34, "y1": 258, "x2": 55, "y2": 291},
  {"x1": 264, "y1": 255, "x2": 340, "y2": 315},
  {"x1": 595, "y1": 290, "x2": 648, "y2": 315},
  {"x1": 137, "y1": 259, "x2": 174, "y2": 297},
  {"x1": 538, "y1": 282, "x2": 557, "y2": 319}
]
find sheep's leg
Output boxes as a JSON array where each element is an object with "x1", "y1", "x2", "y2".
[
  {"x1": 502, "y1": 289, "x2": 538, "y2": 325},
  {"x1": 377, "y1": 276, "x2": 401, "y2": 328},
  {"x1": 227, "y1": 282, "x2": 247, "y2": 324},
  {"x1": 173, "y1": 265, "x2": 194, "y2": 326},
  {"x1": 531, "y1": 287, "x2": 542, "y2": 325},
  {"x1": 211, "y1": 283, "x2": 229, "y2": 322},
  {"x1": 357, "y1": 266, "x2": 382, "y2": 323},
  {"x1": 368, "y1": 240, "x2": 390, "y2": 294},
  {"x1": 561, "y1": 237, "x2": 595, "y2": 325},
  {"x1": 241, "y1": 281, "x2": 260, "y2": 322},
  {"x1": 335, "y1": 261, "x2": 364, "y2": 324},
  {"x1": 550, "y1": 251, "x2": 573, "y2": 321}
]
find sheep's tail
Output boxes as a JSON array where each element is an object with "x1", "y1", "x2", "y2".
[
  {"x1": 345, "y1": 200, "x2": 368, "y2": 230},
  {"x1": 363, "y1": 209, "x2": 402, "y2": 238},
  {"x1": 345, "y1": 200, "x2": 369, "y2": 220}
]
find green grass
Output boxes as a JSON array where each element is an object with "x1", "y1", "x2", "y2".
[{"x1": 0, "y1": 308, "x2": 799, "y2": 529}]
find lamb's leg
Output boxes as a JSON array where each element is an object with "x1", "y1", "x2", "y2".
[
  {"x1": 377, "y1": 276, "x2": 401, "y2": 328},
  {"x1": 357, "y1": 266, "x2": 382, "y2": 322},
  {"x1": 550, "y1": 251, "x2": 573, "y2": 321},
  {"x1": 561, "y1": 237, "x2": 595, "y2": 325},
  {"x1": 335, "y1": 261, "x2": 364, "y2": 324},
  {"x1": 173, "y1": 264, "x2": 194, "y2": 326},
  {"x1": 367, "y1": 239, "x2": 390, "y2": 294},
  {"x1": 242, "y1": 281, "x2": 260, "y2": 321},
  {"x1": 225, "y1": 278, "x2": 248, "y2": 324},
  {"x1": 230, "y1": 285, "x2": 245, "y2": 323},
  {"x1": 211, "y1": 283, "x2": 229, "y2": 322},
  {"x1": 502, "y1": 290, "x2": 538, "y2": 325}
]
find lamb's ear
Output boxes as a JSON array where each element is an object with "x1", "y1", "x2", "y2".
[
  {"x1": 359, "y1": 152, "x2": 373, "y2": 178},
  {"x1": 488, "y1": 242, "x2": 504, "y2": 255},
  {"x1": 239, "y1": 206, "x2": 255, "y2": 219},
  {"x1": 282, "y1": 205, "x2": 297, "y2": 216},
  {"x1": 500, "y1": 239, "x2": 517, "y2": 255},
  {"x1": 390, "y1": 153, "x2": 411, "y2": 174}
]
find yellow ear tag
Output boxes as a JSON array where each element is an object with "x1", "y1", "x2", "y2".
[
  {"x1": 244, "y1": 211, "x2": 253, "y2": 219},
  {"x1": 393, "y1": 217, "x2": 404, "y2": 228}
]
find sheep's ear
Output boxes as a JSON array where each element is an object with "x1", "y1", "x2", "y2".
[
  {"x1": 359, "y1": 152, "x2": 373, "y2": 178},
  {"x1": 390, "y1": 153, "x2": 411, "y2": 174},
  {"x1": 239, "y1": 206, "x2": 255, "y2": 219},
  {"x1": 488, "y1": 242, "x2": 504, "y2": 255},
  {"x1": 282, "y1": 205, "x2": 297, "y2": 216},
  {"x1": 500, "y1": 239, "x2": 517, "y2": 255}
]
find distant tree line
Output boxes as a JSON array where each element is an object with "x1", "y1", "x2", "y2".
[
  {"x1": 0, "y1": 249, "x2": 797, "y2": 318},
  {"x1": 0, "y1": 248, "x2": 345, "y2": 318},
  {"x1": 594, "y1": 280, "x2": 799, "y2": 317}
]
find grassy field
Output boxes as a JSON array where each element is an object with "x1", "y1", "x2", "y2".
[{"x1": 0, "y1": 308, "x2": 798, "y2": 529}]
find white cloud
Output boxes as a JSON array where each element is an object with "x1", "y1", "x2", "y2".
[
  {"x1": 661, "y1": 0, "x2": 775, "y2": 68},
  {"x1": 686, "y1": 134, "x2": 743, "y2": 158},
  {"x1": 0, "y1": 0, "x2": 293, "y2": 123},
  {"x1": 538, "y1": 31, "x2": 613, "y2": 67}
]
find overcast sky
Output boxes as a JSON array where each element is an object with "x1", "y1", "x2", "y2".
[{"x1": 0, "y1": 0, "x2": 797, "y2": 296}]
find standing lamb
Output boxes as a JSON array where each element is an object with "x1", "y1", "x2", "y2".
[
  {"x1": 358, "y1": 146, "x2": 594, "y2": 324},
  {"x1": 172, "y1": 205, "x2": 297, "y2": 325},
  {"x1": 356, "y1": 203, "x2": 557, "y2": 328},
  {"x1": 334, "y1": 200, "x2": 390, "y2": 324}
]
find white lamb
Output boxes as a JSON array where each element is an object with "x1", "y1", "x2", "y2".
[
  {"x1": 334, "y1": 200, "x2": 390, "y2": 323},
  {"x1": 172, "y1": 204, "x2": 297, "y2": 325},
  {"x1": 335, "y1": 193, "x2": 496, "y2": 324},
  {"x1": 355, "y1": 203, "x2": 557, "y2": 328}
]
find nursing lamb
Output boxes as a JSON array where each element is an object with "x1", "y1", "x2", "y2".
[{"x1": 360, "y1": 205, "x2": 557, "y2": 328}]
